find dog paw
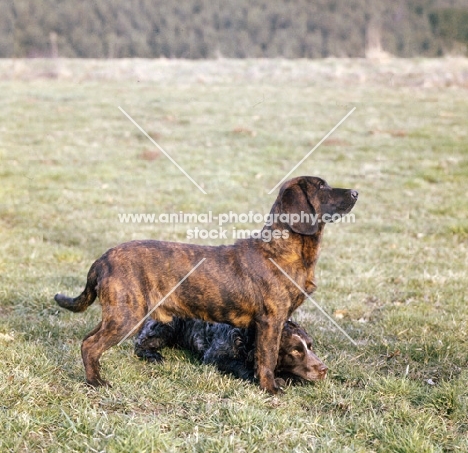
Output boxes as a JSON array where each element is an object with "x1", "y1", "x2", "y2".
[
  {"x1": 146, "y1": 354, "x2": 164, "y2": 363},
  {"x1": 86, "y1": 378, "x2": 112, "y2": 388},
  {"x1": 275, "y1": 377, "x2": 286, "y2": 389},
  {"x1": 145, "y1": 351, "x2": 164, "y2": 363},
  {"x1": 262, "y1": 379, "x2": 284, "y2": 395},
  {"x1": 135, "y1": 349, "x2": 164, "y2": 363}
]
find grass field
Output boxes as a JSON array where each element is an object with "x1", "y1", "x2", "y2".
[{"x1": 1, "y1": 58, "x2": 468, "y2": 452}]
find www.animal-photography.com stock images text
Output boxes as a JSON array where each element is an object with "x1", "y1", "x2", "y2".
[{"x1": 1, "y1": 2, "x2": 468, "y2": 452}]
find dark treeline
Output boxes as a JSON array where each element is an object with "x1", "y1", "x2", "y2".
[{"x1": 1, "y1": 0, "x2": 467, "y2": 58}]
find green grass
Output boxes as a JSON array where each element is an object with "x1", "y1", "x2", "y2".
[{"x1": 1, "y1": 58, "x2": 468, "y2": 452}]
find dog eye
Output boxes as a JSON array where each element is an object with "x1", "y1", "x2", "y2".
[{"x1": 319, "y1": 183, "x2": 325, "y2": 190}]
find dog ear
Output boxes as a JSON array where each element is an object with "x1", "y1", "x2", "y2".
[
  {"x1": 285, "y1": 319, "x2": 300, "y2": 329},
  {"x1": 280, "y1": 183, "x2": 318, "y2": 235}
]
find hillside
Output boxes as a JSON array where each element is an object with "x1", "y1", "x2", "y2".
[{"x1": 1, "y1": 0, "x2": 468, "y2": 58}]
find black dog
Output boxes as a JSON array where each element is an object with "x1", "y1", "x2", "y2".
[{"x1": 135, "y1": 318, "x2": 328, "y2": 382}]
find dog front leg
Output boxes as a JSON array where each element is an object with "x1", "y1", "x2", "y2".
[{"x1": 254, "y1": 317, "x2": 283, "y2": 394}]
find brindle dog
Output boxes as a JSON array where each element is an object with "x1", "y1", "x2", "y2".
[{"x1": 55, "y1": 176, "x2": 358, "y2": 394}]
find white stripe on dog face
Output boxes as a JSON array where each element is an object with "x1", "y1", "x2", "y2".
[{"x1": 292, "y1": 334, "x2": 308, "y2": 351}]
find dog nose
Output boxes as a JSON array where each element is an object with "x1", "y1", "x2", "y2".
[
  {"x1": 350, "y1": 190, "x2": 358, "y2": 200},
  {"x1": 319, "y1": 364, "x2": 328, "y2": 375}
]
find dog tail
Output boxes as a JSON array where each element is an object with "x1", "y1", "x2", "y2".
[{"x1": 54, "y1": 261, "x2": 99, "y2": 313}]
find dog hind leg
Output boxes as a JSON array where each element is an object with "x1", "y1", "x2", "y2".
[{"x1": 82, "y1": 293, "x2": 146, "y2": 387}]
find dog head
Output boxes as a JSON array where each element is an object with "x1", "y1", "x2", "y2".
[
  {"x1": 135, "y1": 319, "x2": 176, "y2": 351},
  {"x1": 276, "y1": 320, "x2": 328, "y2": 381},
  {"x1": 270, "y1": 176, "x2": 358, "y2": 235}
]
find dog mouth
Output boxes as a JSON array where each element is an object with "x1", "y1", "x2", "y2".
[
  {"x1": 301, "y1": 369, "x2": 327, "y2": 381},
  {"x1": 281, "y1": 364, "x2": 328, "y2": 381},
  {"x1": 305, "y1": 370, "x2": 328, "y2": 381},
  {"x1": 322, "y1": 190, "x2": 358, "y2": 219},
  {"x1": 338, "y1": 198, "x2": 357, "y2": 215},
  {"x1": 279, "y1": 370, "x2": 327, "y2": 382}
]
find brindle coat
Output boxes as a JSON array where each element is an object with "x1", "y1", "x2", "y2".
[{"x1": 55, "y1": 176, "x2": 357, "y2": 394}]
